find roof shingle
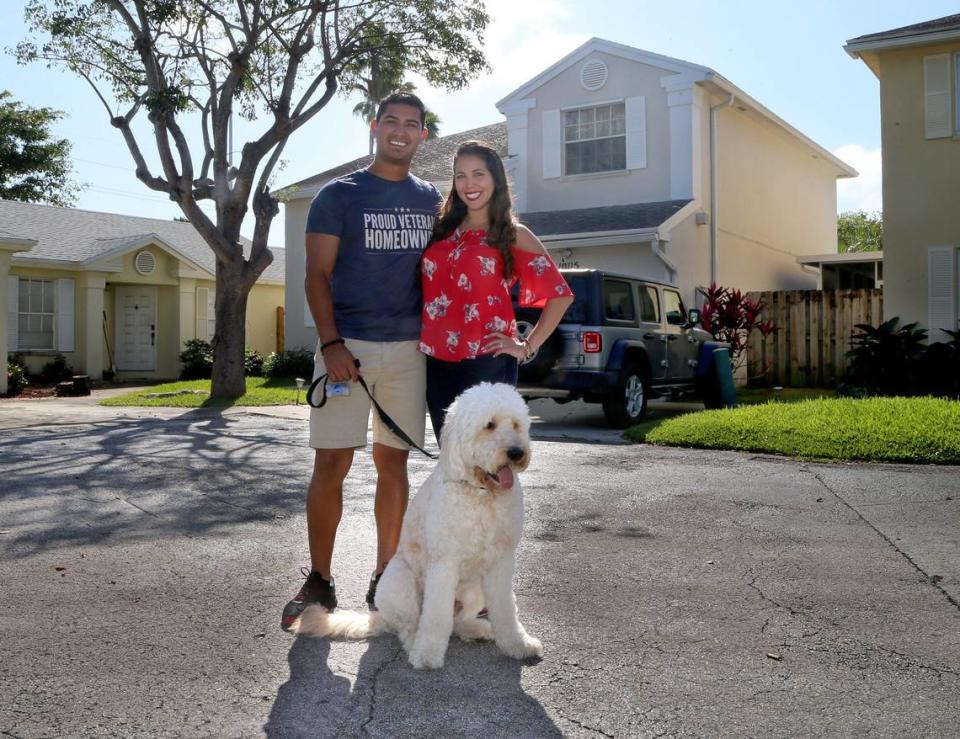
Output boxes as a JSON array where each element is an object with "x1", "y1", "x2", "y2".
[{"x1": 0, "y1": 199, "x2": 284, "y2": 282}]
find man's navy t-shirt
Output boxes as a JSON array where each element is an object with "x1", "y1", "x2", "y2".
[{"x1": 306, "y1": 168, "x2": 442, "y2": 342}]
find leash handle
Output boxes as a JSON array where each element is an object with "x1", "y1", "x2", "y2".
[{"x1": 307, "y1": 360, "x2": 437, "y2": 459}]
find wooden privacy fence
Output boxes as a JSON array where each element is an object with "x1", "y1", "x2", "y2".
[{"x1": 745, "y1": 289, "x2": 883, "y2": 387}]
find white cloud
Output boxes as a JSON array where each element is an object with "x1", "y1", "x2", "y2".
[{"x1": 833, "y1": 144, "x2": 882, "y2": 215}]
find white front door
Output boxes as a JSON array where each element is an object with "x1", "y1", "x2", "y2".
[{"x1": 115, "y1": 285, "x2": 157, "y2": 372}]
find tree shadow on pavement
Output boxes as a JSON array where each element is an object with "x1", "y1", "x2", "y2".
[
  {"x1": 266, "y1": 634, "x2": 561, "y2": 737},
  {"x1": 0, "y1": 410, "x2": 313, "y2": 558}
]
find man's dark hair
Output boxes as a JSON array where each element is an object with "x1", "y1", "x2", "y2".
[{"x1": 375, "y1": 92, "x2": 426, "y2": 127}]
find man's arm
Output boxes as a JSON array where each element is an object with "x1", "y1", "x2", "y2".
[{"x1": 305, "y1": 232, "x2": 359, "y2": 382}]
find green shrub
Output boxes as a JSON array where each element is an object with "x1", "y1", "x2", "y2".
[
  {"x1": 6, "y1": 361, "x2": 28, "y2": 396},
  {"x1": 263, "y1": 348, "x2": 314, "y2": 379},
  {"x1": 923, "y1": 329, "x2": 960, "y2": 400},
  {"x1": 840, "y1": 318, "x2": 927, "y2": 397},
  {"x1": 179, "y1": 339, "x2": 213, "y2": 380},
  {"x1": 40, "y1": 354, "x2": 74, "y2": 383},
  {"x1": 244, "y1": 347, "x2": 265, "y2": 377}
]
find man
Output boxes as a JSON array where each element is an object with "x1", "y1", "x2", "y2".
[{"x1": 281, "y1": 92, "x2": 442, "y2": 631}]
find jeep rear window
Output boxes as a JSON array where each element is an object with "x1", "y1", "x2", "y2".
[
  {"x1": 602, "y1": 280, "x2": 636, "y2": 322},
  {"x1": 560, "y1": 275, "x2": 589, "y2": 322}
]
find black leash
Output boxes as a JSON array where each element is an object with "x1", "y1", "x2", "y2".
[{"x1": 307, "y1": 359, "x2": 437, "y2": 459}]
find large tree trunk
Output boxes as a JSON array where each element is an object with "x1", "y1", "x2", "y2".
[{"x1": 210, "y1": 259, "x2": 250, "y2": 398}]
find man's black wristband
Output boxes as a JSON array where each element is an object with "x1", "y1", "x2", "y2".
[{"x1": 320, "y1": 337, "x2": 345, "y2": 352}]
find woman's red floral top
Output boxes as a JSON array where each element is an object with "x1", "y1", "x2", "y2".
[{"x1": 418, "y1": 228, "x2": 573, "y2": 361}]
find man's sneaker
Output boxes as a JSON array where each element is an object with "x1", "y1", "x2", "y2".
[
  {"x1": 365, "y1": 571, "x2": 382, "y2": 611},
  {"x1": 281, "y1": 568, "x2": 337, "y2": 632}
]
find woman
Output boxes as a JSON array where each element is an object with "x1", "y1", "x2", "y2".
[{"x1": 419, "y1": 140, "x2": 574, "y2": 437}]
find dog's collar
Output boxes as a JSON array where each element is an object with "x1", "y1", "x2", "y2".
[{"x1": 443, "y1": 476, "x2": 487, "y2": 490}]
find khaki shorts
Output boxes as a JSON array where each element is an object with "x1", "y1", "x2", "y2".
[{"x1": 309, "y1": 338, "x2": 426, "y2": 450}]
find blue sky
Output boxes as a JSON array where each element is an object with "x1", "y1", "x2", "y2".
[{"x1": 1, "y1": 1, "x2": 956, "y2": 246}]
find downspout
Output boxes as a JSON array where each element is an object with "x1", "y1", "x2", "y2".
[{"x1": 709, "y1": 93, "x2": 736, "y2": 285}]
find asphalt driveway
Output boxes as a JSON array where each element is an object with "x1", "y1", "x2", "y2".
[{"x1": 0, "y1": 394, "x2": 958, "y2": 737}]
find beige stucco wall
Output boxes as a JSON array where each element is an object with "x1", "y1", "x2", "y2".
[
  {"x1": 877, "y1": 42, "x2": 960, "y2": 332},
  {"x1": 11, "y1": 244, "x2": 284, "y2": 381},
  {"x1": 8, "y1": 265, "x2": 84, "y2": 377},
  {"x1": 713, "y1": 103, "x2": 837, "y2": 292},
  {"x1": 284, "y1": 197, "x2": 313, "y2": 352},
  {"x1": 522, "y1": 53, "x2": 678, "y2": 212},
  {"x1": 247, "y1": 282, "x2": 285, "y2": 357}
]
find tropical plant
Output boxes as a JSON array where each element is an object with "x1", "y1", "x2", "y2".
[
  {"x1": 697, "y1": 283, "x2": 774, "y2": 369},
  {"x1": 18, "y1": 0, "x2": 488, "y2": 398},
  {"x1": 841, "y1": 317, "x2": 927, "y2": 397},
  {"x1": 922, "y1": 328, "x2": 960, "y2": 399},
  {"x1": 348, "y1": 51, "x2": 442, "y2": 154}
]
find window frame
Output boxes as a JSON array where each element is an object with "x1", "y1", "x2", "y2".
[
  {"x1": 17, "y1": 277, "x2": 56, "y2": 350},
  {"x1": 602, "y1": 278, "x2": 637, "y2": 325},
  {"x1": 955, "y1": 53, "x2": 960, "y2": 135},
  {"x1": 662, "y1": 288, "x2": 687, "y2": 327},
  {"x1": 562, "y1": 101, "x2": 627, "y2": 177}
]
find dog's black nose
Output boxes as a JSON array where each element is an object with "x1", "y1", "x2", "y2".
[{"x1": 506, "y1": 446, "x2": 525, "y2": 462}]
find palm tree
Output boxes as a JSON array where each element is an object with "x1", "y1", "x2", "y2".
[{"x1": 350, "y1": 56, "x2": 441, "y2": 154}]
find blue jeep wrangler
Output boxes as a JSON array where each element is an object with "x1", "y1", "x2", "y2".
[{"x1": 515, "y1": 269, "x2": 726, "y2": 428}]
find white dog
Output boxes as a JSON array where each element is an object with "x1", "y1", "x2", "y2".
[{"x1": 294, "y1": 382, "x2": 543, "y2": 670}]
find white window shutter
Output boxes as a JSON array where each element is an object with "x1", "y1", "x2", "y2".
[
  {"x1": 625, "y1": 96, "x2": 647, "y2": 169},
  {"x1": 542, "y1": 109, "x2": 561, "y2": 179},
  {"x1": 924, "y1": 54, "x2": 951, "y2": 139},
  {"x1": 56, "y1": 278, "x2": 75, "y2": 352},
  {"x1": 196, "y1": 287, "x2": 209, "y2": 340},
  {"x1": 928, "y1": 246, "x2": 956, "y2": 336},
  {"x1": 6, "y1": 276, "x2": 18, "y2": 351}
]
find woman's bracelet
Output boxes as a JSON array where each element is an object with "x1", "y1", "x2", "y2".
[{"x1": 320, "y1": 337, "x2": 345, "y2": 352}]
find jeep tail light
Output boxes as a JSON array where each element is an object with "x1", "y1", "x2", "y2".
[{"x1": 582, "y1": 332, "x2": 602, "y2": 353}]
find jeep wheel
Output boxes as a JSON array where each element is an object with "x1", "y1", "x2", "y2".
[
  {"x1": 602, "y1": 363, "x2": 650, "y2": 428},
  {"x1": 515, "y1": 308, "x2": 558, "y2": 382}
]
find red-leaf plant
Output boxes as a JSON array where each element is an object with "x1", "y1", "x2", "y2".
[{"x1": 697, "y1": 284, "x2": 775, "y2": 369}]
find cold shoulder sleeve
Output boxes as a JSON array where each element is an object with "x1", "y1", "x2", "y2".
[{"x1": 513, "y1": 248, "x2": 574, "y2": 308}]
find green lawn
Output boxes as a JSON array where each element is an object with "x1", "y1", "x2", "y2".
[
  {"x1": 626, "y1": 396, "x2": 960, "y2": 464},
  {"x1": 99, "y1": 376, "x2": 306, "y2": 408}
]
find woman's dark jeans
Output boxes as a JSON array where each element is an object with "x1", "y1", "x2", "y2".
[{"x1": 426, "y1": 354, "x2": 518, "y2": 440}]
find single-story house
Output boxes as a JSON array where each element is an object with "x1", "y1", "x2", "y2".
[
  {"x1": 1, "y1": 199, "x2": 284, "y2": 391},
  {"x1": 280, "y1": 38, "x2": 856, "y2": 352}
]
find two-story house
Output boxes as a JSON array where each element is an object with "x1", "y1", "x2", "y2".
[
  {"x1": 845, "y1": 14, "x2": 960, "y2": 339},
  {"x1": 281, "y1": 38, "x2": 855, "y2": 353}
]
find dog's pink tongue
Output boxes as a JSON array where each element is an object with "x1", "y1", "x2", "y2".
[{"x1": 496, "y1": 466, "x2": 514, "y2": 489}]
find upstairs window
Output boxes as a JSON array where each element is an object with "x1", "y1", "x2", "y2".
[{"x1": 563, "y1": 103, "x2": 626, "y2": 175}]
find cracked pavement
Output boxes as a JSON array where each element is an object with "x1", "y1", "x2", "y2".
[{"x1": 0, "y1": 395, "x2": 958, "y2": 737}]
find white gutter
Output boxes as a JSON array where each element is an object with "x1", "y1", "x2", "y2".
[
  {"x1": 845, "y1": 27, "x2": 960, "y2": 58},
  {"x1": 651, "y1": 236, "x2": 678, "y2": 283},
  {"x1": 709, "y1": 93, "x2": 736, "y2": 286}
]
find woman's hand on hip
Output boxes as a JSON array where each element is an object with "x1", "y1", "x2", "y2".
[{"x1": 482, "y1": 332, "x2": 526, "y2": 359}]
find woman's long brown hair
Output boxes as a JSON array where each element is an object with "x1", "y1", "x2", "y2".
[{"x1": 430, "y1": 140, "x2": 518, "y2": 278}]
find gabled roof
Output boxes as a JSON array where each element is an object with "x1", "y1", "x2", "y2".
[
  {"x1": 497, "y1": 37, "x2": 709, "y2": 109},
  {"x1": 845, "y1": 14, "x2": 960, "y2": 57},
  {"x1": 520, "y1": 200, "x2": 692, "y2": 240},
  {"x1": 279, "y1": 122, "x2": 507, "y2": 200},
  {"x1": 496, "y1": 37, "x2": 856, "y2": 178},
  {"x1": 0, "y1": 199, "x2": 284, "y2": 283}
]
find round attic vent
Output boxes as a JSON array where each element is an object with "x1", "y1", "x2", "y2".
[
  {"x1": 134, "y1": 250, "x2": 156, "y2": 275},
  {"x1": 580, "y1": 58, "x2": 608, "y2": 91}
]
